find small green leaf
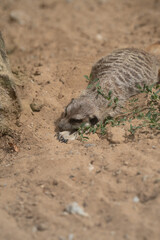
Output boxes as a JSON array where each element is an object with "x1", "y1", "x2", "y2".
[
  {"x1": 84, "y1": 75, "x2": 89, "y2": 80},
  {"x1": 87, "y1": 84, "x2": 93, "y2": 89}
]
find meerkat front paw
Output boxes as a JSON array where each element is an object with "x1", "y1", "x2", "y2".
[{"x1": 56, "y1": 131, "x2": 78, "y2": 143}]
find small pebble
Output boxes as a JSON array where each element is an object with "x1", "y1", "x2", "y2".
[
  {"x1": 32, "y1": 226, "x2": 37, "y2": 233},
  {"x1": 110, "y1": 231, "x2": 116, "y2": 236},
  {"x1": 65, "y1": 202, "x2": 89, "y2": 217},
  {"x1": 142, "y1": 175, "x2": 148, "y2": 182},
  {"x1": 123, "y1": 161, "x2": 128, "y2": 166},
  {"x1": 68, "y1": 233, "x2": 74, "y2": 240},
  {"x1": 52, "y1": 179, "x2": 58, "y2": 186},
  {"x1": 154, "y1": 179, "x2": 160, "y2": 184},
  {"x1": 88, "y1": 163, "x2": 94, "y2": 172},
  {"x1": 123, "y1": 234, "x2": 129, "y2": 239},
  {"x1": 59, "y1": 237, "x2": 66, "y2": 240},
  {"x1": 113, "y1": 169, "x2": 121, "y2": 176},
  {"x1": 30, "y1": 99, "x2": 43, "y2": 112},
  {"x1": 34, "y1": 70, "x2": 41, "y2": 76},
  {"x1": 133, "y1": 196, "x2": 140, "y2": 203},
  {"x1": 84, "y1": 143, "x2": 95, "y2": 148},
  {"x1": 96, "y1": 34, "x2": 103, "y2": 41},
  {"x1": 10, "y1": 10, "x2": 30, "y2": 25},
  {"x1": 36, "y1": 223, "x2": 48, "y2": 231},
  {"x1": 32, "y1": 223, "x2": 47, "y2": 232}
]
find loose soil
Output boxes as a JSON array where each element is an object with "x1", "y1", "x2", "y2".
[{"x1": 0, "y1": 0, "x2": 160, "y2": 240}]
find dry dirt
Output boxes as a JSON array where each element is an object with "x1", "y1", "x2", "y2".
[{"x1": 0, "y1": 0, "x2": 160, "y2": 239}]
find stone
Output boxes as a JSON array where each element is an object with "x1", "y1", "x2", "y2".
[
  {"x1": 133, "y1": 196, "x2": 140, "y2": 203},
  {"x1": 10, "y1": 10, "x2": 30, "y2": 25},
  {"x1": 30, "y1": 99, "x2": 44, "y2": 112},
  {"x1": 65, "y1": 202, "x2": 89, "y2": 217}
]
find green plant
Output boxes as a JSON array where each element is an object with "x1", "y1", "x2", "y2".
[
  {"x1": 79, "y1": 76, "x2": 160, "y2": 140},
  {"x1": 84, "y1": 74, "x2": 99, "y2": 89}
]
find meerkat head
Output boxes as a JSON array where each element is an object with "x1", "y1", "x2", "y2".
[{"x1": 58, "y1": 97, "x2": 100, "y2": 132}]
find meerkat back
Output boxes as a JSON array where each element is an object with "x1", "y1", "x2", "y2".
[{"x1": 90, "y1": 48, "x2": 160, "y2": 100}]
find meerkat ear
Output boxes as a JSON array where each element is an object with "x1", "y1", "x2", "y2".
[{"x1": 89, "y1": 115, "x2": 99, "y2": 125}]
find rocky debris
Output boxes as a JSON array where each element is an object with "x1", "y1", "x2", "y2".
[
  {"x1": 68, "y1": 234, "x2": 74, "y2": 240},
  {"x1": 133, "y1": 196, "x2": 140, "y2": 203},
  {"x1": 10, "y1": 10, "x2": 30, "y2": 25},
  {"x1": 32, "y1": 223, "x2": 48, "y2": 232},
  {"x1": 30, "y1": 99, "x2": 44, "y2": 112},
  {"x1": 59, "y1": 237, "x2": 65, "y2": 240},
  {"x1": 107, "y1": 127, "x2": 125, "y2": 144},
  {"x1": 58, "y1": 93, "x2": 64, "y2": 99},
  {"x1": 59, "y1": 236, "x2": 74, "y2": 240},
  {"x1": 64, "y1": 202, "x2": 89, "y2": 217},
  {"x1": 96, "y1": 33, "x2": 103, "y2": 41},
  {"x1": 36, "y1": 223, "x2": 48, "y2": 231},
  {"x1": 84, "y1": 143, "x2": 96, "y2": 148},
  {"x1": 88, "y1": 163, "x2": 94, "y2": 172},
  {"x1": 34, "y1": 70, "x2": 41, "y2": 76}
]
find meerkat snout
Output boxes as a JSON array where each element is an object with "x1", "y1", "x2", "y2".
[{"x1": 58, "y1": 97, "x2": 100, "y2": 131}]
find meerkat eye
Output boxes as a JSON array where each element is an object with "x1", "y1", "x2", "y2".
[
  {"x1": 69, "y1": 118, "x2": 83, "y2": 124},
  {"x1": 89, "y1": 116, "x2": 98, "y2": 125}
]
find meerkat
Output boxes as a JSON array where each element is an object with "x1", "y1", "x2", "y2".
[{"x1": 58, "y1": 48, "x2": 160, "y2": 135}]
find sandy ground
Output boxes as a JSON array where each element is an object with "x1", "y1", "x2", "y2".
[{"x1": 0, "y1": 0, "x2": 160, "y2": 239}]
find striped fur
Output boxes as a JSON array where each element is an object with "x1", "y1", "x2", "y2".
[{"x1": 59, "y1": 48, "x2": 160, "y2": 131}]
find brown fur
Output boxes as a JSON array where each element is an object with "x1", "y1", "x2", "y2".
[{"x1": 59, "y1": 48, "x2": 160, "y2": 132}]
